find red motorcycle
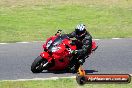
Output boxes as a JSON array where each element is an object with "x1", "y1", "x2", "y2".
[{"x1": 31, "y1": 34, "x2": 98, "y2": 73}]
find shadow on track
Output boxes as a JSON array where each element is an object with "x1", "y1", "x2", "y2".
[
  {"x1": 41, "y1": 69, "x2": 98, "y2": 74},
  {"x1": 85, "y1": 70, "x2": 98, "y2": 73},
  {"x1": 41, "y1": 70, "x2": 74, "y2": 74}
]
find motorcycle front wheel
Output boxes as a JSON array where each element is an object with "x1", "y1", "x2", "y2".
[{"x1": 31, "y1": 56, "x2": 48, "y2": 73}]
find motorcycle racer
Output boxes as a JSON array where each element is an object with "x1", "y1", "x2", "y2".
[
  {"x1": 67, "y1": 24, "x2": 92, "y2": 65},
  {"x1": 31, "y1": 24, "x2": 97, "y2": 73}
]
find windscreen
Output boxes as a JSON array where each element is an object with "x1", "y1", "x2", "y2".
[{"x1": 48, "y1": 34, "x2": 69, "y2": 52}]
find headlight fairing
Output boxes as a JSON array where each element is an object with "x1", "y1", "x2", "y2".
[
  {"x1": 51, "y1": 47, "x2": 61, "y2": 52},
  {"x1": 46, "y1": 40, "x2": 52, "y2": 48}
]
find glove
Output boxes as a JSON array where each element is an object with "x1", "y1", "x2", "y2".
[
  {"x1": 55, "y1": 30, "x2": 62, "y2": 36},
  {"x1": 70, "y1": 50, "x2": 78, "y2": 54},
  {"x1": 78, "y1": 59, "x2": 85, "y2": 65}
]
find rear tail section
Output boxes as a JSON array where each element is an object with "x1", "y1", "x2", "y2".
[{"x1": 92, "y1": 41, "x2": 98, "y2": 51}]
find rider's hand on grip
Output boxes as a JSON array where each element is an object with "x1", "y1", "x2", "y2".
[
  {"x1": 70, "y1": 50, "x2": 78, "y2": 54},
  {"x1": 55, "y1": 29, "x2": 62, "y2": 36}
]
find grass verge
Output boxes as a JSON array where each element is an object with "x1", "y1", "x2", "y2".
[
  {"x1": 0, "y1": 77, "x2": 132, "y2": 88},
  {"x1": 0, "y1": 0, "x2": 132, "y2": 43}
]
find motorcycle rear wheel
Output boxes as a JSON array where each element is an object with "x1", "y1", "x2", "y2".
[{"x1": 31, "y1": 56, "x2": 47, "y2": 73}]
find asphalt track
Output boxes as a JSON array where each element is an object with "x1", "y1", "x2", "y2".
[{"x1": 0, "y1": 38, "x2": 132, "y2": 80}]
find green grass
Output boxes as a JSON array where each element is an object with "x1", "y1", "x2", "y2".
[
  {"x1": 0, "y1": 0, "x2": 132, "y2": 42},
  {"x1": 0, "y1": 78, "x2": 132, "y2": 88}
]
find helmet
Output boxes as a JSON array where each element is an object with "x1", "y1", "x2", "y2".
[{"x1": 75, "y1": 24, "x2": 86, "y2": 38}]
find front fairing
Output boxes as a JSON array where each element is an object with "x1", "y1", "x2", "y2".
[{"x1": 41, "y1": 34, "x2": 77, "y2": 71}]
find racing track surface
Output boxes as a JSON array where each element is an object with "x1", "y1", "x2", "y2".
[{"x1": 0, "y1": 38, "x2": 132, "y2": 80}]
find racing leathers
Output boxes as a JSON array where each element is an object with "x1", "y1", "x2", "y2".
[{"x1": 67, "y1": 31, "x2": 92, "y2": 65}]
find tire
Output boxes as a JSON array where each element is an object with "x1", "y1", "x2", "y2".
[{"x1": 31, "y1": 56, "x2": 47, "y2": 73}]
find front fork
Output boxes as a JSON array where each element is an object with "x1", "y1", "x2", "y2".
[
  {"x1": 40, "y1": 52, "x2": 53, "y2": 68},
  {"x1": 42, "y1": 62, "x2": 49, "y2": 68}
]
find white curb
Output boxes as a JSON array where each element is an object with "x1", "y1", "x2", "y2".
[
  {"x1": 16, "y1": 42, "x2": 30, "y2": 44},
  {"x1": 0, "y1": 43, "x2": 8, "y2": 44},
  {"x1": 112, "y1": 38, "x2": 121, "y2": 39},
  {"x1": 93, "y1": 39, "x2": 100, "y2": 40},
  {"x1": 0, "y1": 38, "x2": 125, "y2": 44},
  {"x1": 1, "y1": 76, "x2": 76, "y2": 82},
  {"x1": 1, "y1": 74, "x2": 132, "y2": 82}
]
